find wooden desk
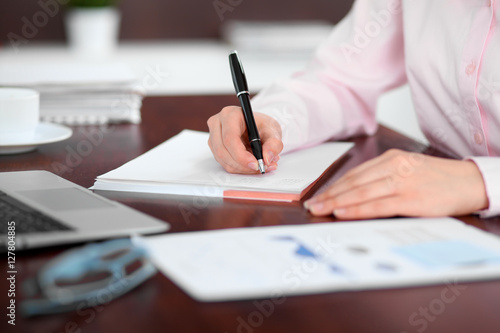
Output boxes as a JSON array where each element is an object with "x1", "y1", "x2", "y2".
[{"x1": 2, "y1": 96, "x2": 500, "y2": 333}]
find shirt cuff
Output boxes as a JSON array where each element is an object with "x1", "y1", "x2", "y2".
[{"x1": 466, "y1": 157, "x2": 500, "y2": 218}]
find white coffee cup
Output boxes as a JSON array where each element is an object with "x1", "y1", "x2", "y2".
[{"x1": 0, "y1": 88, "x2": 40, "y2": 143}]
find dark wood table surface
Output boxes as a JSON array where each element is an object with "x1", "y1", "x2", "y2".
[{"x1": 2, "y1": 96, "x2": 500, "y2": 333}]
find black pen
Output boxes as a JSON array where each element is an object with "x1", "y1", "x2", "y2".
[{"x1": 229, "y1": 50, "x2": 265, "y2": 174}]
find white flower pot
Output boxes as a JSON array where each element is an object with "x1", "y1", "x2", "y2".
[{"x1": 65, "y1": 7, "x2": 121, "y2": 58}]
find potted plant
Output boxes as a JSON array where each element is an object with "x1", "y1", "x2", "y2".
[{"x1": 65, "y1": 0, "x2": 121, "y2": 57}]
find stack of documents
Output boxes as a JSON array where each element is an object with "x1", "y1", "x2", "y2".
[
  {"x1": 92, "y1": 130, "x2": 354, "y2": 201},
  {"x1": 0, "y1": 63, "x2": 144, "y2": 125}
]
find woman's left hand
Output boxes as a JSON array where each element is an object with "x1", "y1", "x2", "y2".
[{"x1": 304, "y1": 149, "x2": 489, "y2": 219}]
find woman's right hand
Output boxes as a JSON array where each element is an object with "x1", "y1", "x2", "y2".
[{"x1": 207, "y1": 106, "x2": 283, "y2": 174}]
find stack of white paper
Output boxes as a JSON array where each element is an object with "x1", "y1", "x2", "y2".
[{"x1": 0, "y1": 63, "x2": 144, "y2": 125}]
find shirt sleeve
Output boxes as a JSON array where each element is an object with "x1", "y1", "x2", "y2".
[
  {"x1": 251, "y1": 0, "x2": 407, "y2": 153},
  {"x1": 467, "y1": 157, "x2": 500, "y2": 218}
]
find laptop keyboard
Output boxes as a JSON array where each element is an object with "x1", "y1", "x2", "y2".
[{"x1": 0, "y1": 191, "x2": 74, "y2": 234}]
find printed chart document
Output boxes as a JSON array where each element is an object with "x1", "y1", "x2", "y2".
[
  {"x1": 93, "y1": 130, "x2": 354, "y2": 201},
  {"x1": 138, "y1": 218, "x2": 500, "y2": 301}
]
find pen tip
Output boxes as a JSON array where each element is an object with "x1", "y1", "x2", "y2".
[{"x1": 258, "y1": 160, "x2": 265, "y2": 174}]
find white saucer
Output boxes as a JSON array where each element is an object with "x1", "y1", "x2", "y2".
[{"x1": 0, "y1": 123, "x2": 73, "y2": 155}]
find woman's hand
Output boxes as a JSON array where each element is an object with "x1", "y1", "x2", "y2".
[
  {"x1": 207, "y1": 106, "x2": 283, "y2": 174},
  {"x1": 304, "y1": 149, "x2": 489, "y2": 219}
]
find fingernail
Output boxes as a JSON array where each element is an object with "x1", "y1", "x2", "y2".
[
  {"x1": 267, "y1": 165, "x2": 277, "y2": 172},
  {"x1": 333, "y1": 208, "x2": 346, "y2": 217},
  {"x1": 303, "y1": 198, "x2": 315, "y2": 209},
  {"x1": 248, "y1": 162, "x2": 258, "y2": 171},
  {"x1": 309, "y1": 202, "x2": 324, "y2": 213},
  {"x1": 266, "y1": 152, "x2": 275, "y2": 165},
  {"x1": 273, "y1": 155, "x2": 281, "y2": 163}
]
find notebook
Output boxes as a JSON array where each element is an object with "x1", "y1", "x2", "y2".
[
  {"x1": 92, "y1": 130, "x2": 354, "y2": 201},
  {"x1": 0, "y1": 170, "x2": 168, "y2": 250}
]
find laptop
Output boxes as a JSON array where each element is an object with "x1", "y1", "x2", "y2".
[{"x1": 0, "y1": 170, "x2": 169, "y2": 250}]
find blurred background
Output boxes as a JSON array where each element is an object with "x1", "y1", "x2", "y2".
[
  {"x1": 0, "y1": 0, "x2": 353, "y2": 41},
  {"x1": 0, "y1": 0, "x2": 425, "y2": 143}
]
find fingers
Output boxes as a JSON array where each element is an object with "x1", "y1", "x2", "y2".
[
  {"x1": 305, "y1": 178, "x2": 397, "y2": 216},
  {"x1": 207, "y1": 107, "x2": 284, "y2": 174},
  {"x1": 308, "y1": 149, "x2": 403, "y2": 204},
  {"x1": 207, "y1": 107, "x2": 257, "y2": 174},
  {"x1": 221, "y1": 113, "x2": 260, "y2": 170},
  {"x1": 304, "y1": 149, "x2": 426, "y2": 219},
  {"x1": 330, "y1": 149, "x2": 405, "y2": 192},
  {"x1": 331, "y1": 197, "x2": 410, "y2": 219}
]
